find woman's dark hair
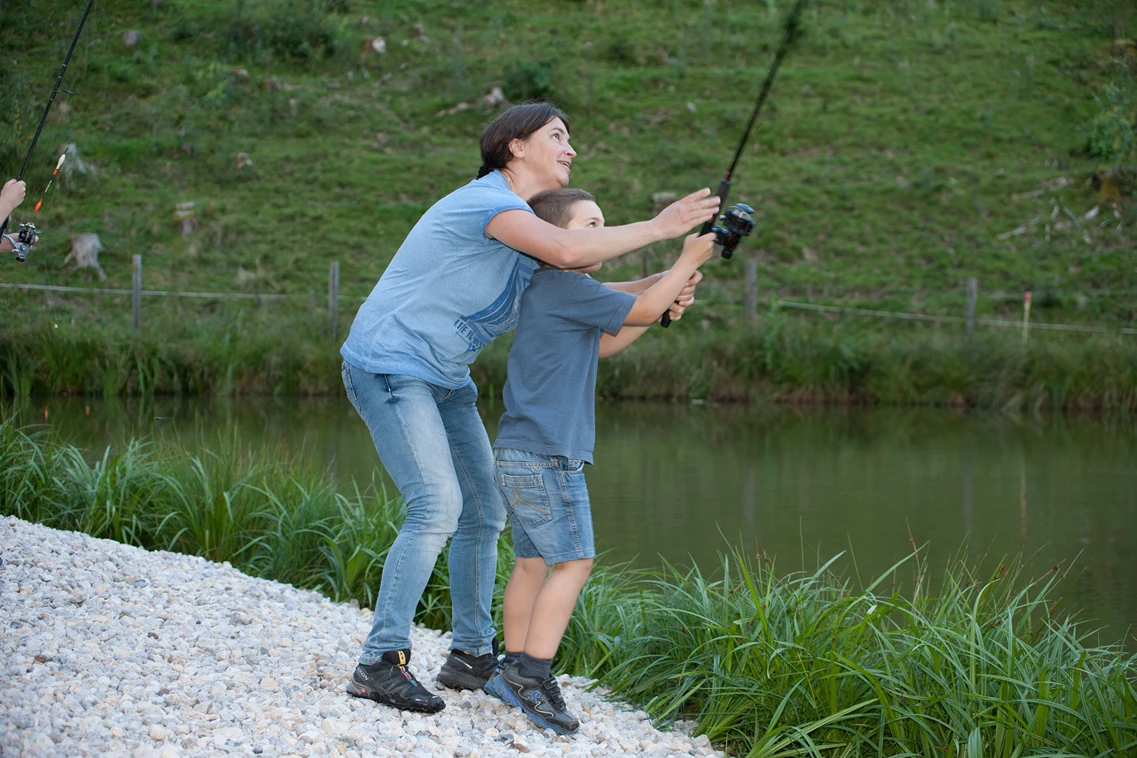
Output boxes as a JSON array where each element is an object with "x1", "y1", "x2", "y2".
[
  {"x1": 478, "y1": 102, "x2": 570, "y2": 179},
  {"x1": 527, "y1": 188, "x2": 595, "y2": 229}
]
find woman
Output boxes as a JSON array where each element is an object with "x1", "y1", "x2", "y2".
[{"x1": 339, "y1": 102, "x2": 718, "y2": 714}]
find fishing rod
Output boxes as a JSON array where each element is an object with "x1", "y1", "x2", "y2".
[
  {"x1": 3, "y1": 0, "x2": 97, "y2": 262},
  {"x1": 662, "y1": 0, "x2": 808, "y2": 327}
]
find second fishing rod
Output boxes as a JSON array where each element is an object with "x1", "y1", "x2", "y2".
[
  {"x1": 662, "y1": 0, "x2": 808, "y2": 327},
  {"x1": 3, "y1": 0, "x2": 97, "y2": 262}
]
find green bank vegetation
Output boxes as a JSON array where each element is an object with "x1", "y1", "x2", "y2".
[
  {"x1": 3, "y1": 307, "x2": 1136, "y2": 410},
  {"x1": 1, "y1": 0, "x2": 1135, "y2": 405},
  {"x1": 3, "y1": 416, "x2": 1135, "y2": 756}
]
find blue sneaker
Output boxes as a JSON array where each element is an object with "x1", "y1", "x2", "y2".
[
  {"x1": 488, "y1": 660, "x2": 579, "y2": 735},
  {"x1": 481, "y1": 654, "x2": 520, "y2": 704}
]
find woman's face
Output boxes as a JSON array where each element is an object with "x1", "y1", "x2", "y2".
[{"x1": 513, "y1": 118, "x2": 576, "y2": 188}]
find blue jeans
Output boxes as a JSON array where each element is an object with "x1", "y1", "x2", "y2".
[{"x1": 341, "y1": 362, "x2": 504, "y2": 663}]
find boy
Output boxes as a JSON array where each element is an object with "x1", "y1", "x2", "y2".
[{"x1": 484, "y1": 188, "x2": 715, "y2": 734}]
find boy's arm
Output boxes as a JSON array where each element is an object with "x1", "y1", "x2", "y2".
[
  {"x1": 604, "y1": 273, "x2": 661, "y2": 295},
  {"x1": 595, "y1": 244, "x2": 709, "y2": 361},
  {"x1": 599, "y1": 325, "x2": 649, "y2": 358},
  {"x1": 621, "y1": 233, "x2": 716, "y2": 327},
  {"x1": 606, "y1": 270, "x2": 703, "y2": 313}
]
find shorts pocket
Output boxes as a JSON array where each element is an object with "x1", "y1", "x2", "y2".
[
  {"x1": 556, "y1": 467, "x2": 588, "y2": 507},
  {"x1": 499, "y1": 472, "x2": 553, "y2": 528}
]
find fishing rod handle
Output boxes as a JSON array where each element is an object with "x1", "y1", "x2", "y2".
[{"x1": 662, "y1": 179, "x2": 731, "y2": 328}]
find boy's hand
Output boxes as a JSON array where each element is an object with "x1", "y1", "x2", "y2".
[
  {"x1": 667, "y1": 270, "x2": 703, "y2": 322},
  {"x1": 679, "y1": 231, "x2": 716, "y2": 267},
  {"x1": 653, "y1": 189, "x2": 720, "y2": 240}
]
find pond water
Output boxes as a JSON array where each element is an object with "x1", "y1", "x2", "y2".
[{"x1": 18, "y1": 395, "x2": 1137, "y2": 647}]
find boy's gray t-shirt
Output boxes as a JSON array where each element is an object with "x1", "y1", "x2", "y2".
[
  {"x1": 495, "y1": 268, "x2": 636, "y2": 464},
  {"x1": 340, "y1": 171, "x2": 538, "y2": 389}
]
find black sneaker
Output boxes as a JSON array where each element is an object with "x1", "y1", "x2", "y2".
[
  {"x1": 488, "y1": 660, "x2": 579, "y2": 735},
  {"x1": 437, "y1": 639, "x2": 500, "y2": 691},
  {"x1": 346, "y1": 649, "x2": 444, "y2": 713}
]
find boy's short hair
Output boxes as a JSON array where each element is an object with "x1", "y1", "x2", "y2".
[{"x1": 528, "y1": 188, "x2": 596, "y2": 229}]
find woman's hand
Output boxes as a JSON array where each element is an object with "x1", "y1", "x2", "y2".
[
  {"x1": 666, "y1": 270, "x2": 703, "y2": 321},
  {"x1": 652, "y1": 189, "x2": 720, "y2": 240}
]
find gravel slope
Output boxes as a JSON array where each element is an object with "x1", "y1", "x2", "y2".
[{"x1": 1, "y1": 516, "x2": 721, "y2": 758}]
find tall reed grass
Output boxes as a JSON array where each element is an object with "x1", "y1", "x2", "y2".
[
  {"x1": 3, "y1": 416, "x2": 1134, "y2": 756},
  {"x1": 3, "y1": 314, "x2": 1135, "y2": 412},
  {"x1": 563, "y1": 551, "x2": 1137, "y2": 756}
]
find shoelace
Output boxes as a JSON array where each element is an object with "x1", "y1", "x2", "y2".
[
  {"x1": 539, "y1": 677, "x2": 568, "y2": 710},
  {"x1": 396, "y1": 665, "x2": 424, "y2": 688}
]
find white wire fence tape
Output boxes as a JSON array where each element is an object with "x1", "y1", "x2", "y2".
[
  {"x1": 774, "y1": 300, "x2": 1137, "y2": 335},
  {"x1": 0, "y1": 282, "x2": 368, "y2": 302}
]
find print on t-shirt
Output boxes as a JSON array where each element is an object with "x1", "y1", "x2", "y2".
[{"x1": 454, "y1": 262, "x2": 533, "y2": 352}]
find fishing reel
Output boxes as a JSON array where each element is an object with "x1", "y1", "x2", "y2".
[
  {"x1": 13, "y1": 222, "x2": 39, "y2": 262},
  {"x1": 710, "y1": 203, "x2": 755, "y2": 260}
]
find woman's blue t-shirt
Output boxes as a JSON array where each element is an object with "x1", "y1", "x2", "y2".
[{"x1": 340, "y1": 171, "x2": 538, "y2": 389}]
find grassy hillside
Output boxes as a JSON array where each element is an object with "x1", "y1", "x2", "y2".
[{"x1": 1, "y1": 0, "x2": 1135, "y2": 398}]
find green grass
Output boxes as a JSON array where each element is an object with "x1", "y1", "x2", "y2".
[
  {"x1": 1, "y1": 0, "x2": 1135, "y2": 388},
  {"x1": 3, "y1": 414, "x2": 1135, "y2": 756}
]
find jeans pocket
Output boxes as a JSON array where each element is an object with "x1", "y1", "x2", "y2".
[
  {"x1": 341, "y1": 362, "x2": 361, "y2": 413},
  {"x1": 499, "y1": 471, "x2": 553, "y2": 528}
]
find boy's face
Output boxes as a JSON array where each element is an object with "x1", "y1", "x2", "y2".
[{"x1": 564, "y1": 200, "x2": 605, "y2": 273}]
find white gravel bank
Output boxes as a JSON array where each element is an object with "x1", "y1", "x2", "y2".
[{"x1": 1, "y1": 516, "x2": 722, "y2": 758}]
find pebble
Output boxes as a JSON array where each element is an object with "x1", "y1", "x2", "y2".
[{"x1": 1, "y1": 517, "x2": 723, "y2": 757}]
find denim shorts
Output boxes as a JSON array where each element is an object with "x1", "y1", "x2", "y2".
[{"x1": 493, "y1": 448, "x2": 594, "y2": 565}]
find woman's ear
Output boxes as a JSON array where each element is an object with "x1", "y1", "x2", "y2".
[{"x1": 508, "y1": 137, "x2": 526, "y2": 160}]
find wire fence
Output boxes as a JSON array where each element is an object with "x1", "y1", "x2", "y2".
[{"x1": 2, "y1": 258, "x2": 1135, "y2": 339}]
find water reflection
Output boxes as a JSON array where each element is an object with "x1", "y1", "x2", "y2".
[{"x1": 6, "y1": 397, "x2": 1135, "y2": 646}]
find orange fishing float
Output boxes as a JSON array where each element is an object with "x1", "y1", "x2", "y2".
[{"x1": 34, "y1": 153, "x2": 67, "y2": 212}]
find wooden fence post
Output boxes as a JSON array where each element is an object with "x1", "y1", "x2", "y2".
[
  {"x1": 132, "y1": 254, "x2": 142, "y2": 332},
  {"x1": 744, "y1": 260, "x2": 758, "y2": 325},
  {"x1": 1022, "y1": 291, "x2": 1031, "y2": 343},
  {"x1": 328, "y1": 261, "x2": 340, "y2": 340},
  {"x1": 965, "y1": 277, "x2": 977, "y2": 345}
]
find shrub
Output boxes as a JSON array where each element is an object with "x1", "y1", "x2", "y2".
[
  {"x1": 1088, "y1": 83, "x2": 1137, "y2": 170},
  {"x1": 503, "y1": 59, "x2": 556, "y2": 102}
]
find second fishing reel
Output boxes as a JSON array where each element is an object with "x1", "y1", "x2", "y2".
[
  {"x1": 710, "y1": 203, "x2": 755, "y2": 260},
  {"x1": 13, "y1": 222, "x2": 39, "y2": 262}
]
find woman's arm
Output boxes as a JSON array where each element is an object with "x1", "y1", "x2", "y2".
[{"x1": 486, "y1": 189, "x2": 719, "y2": 268}]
